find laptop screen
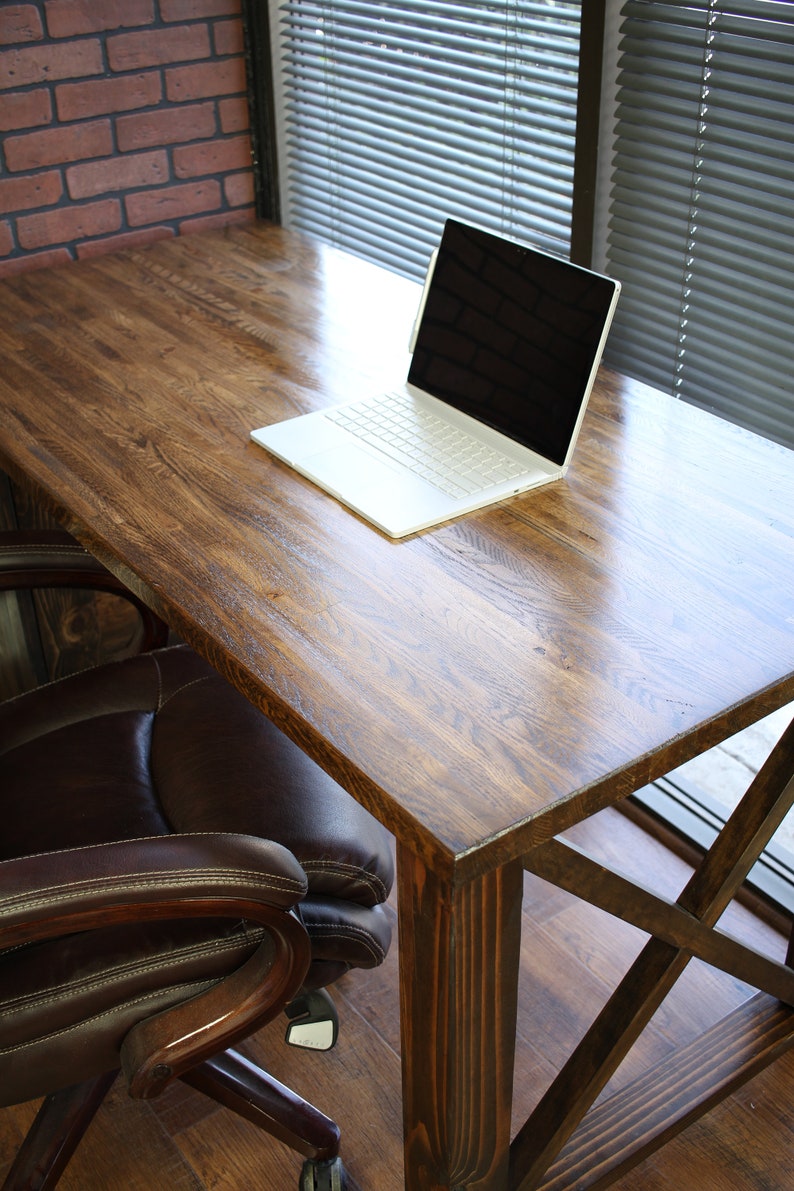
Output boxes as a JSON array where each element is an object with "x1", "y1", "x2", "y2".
[{"x1": 407, "y1": 219, "x2": 618, "y2": 466}]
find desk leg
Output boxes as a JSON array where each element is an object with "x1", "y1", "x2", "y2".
[{"x1": 397, "y1": 846, "x2": 523, "y2": 1190}]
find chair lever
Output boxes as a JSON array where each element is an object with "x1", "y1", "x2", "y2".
[{"x1": 285, "y1": 989, "x2": 339, "y2": 1051}]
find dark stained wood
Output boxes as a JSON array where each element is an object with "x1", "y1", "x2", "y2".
[
  {"x1": 0, "y1": 479, "x2": 148, "y2": 697},
  {"x1": 0, "y1": 474, "x2": 47, "y2": 697},
  {"x1": 7, "y1": 481, "x2": 98, "y2": 690},
  {"x1": 1, "y1": 1074, "x2": 117, "y2": 1191},
  {"x1": 2, "y1": 1086, "x2": 206, "y2": 1191},
  {"x1": 525, "y1": 837, "x2": 794, "y2": 1002},
  {"x1": 536, "y1": 994, "x2": 794, "y2": 1191},
  {"x1": 398, "y1": 846, "x2": 523, "y2": 1189},
  {"x1": 0, "y1": 530, "x2": 168, "y2": 658},
  {"x1": 1, "y1": 222, "x2": 793, "y2": 1190},
  {"x1": 183, "y1": 1049, "x2": 340, "y2": 1161},
  {"x1": 511, "y1": 716, "x2": 794, "y2": 1189}
]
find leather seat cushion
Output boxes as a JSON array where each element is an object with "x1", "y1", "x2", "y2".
[
  {"x1": 0, "y1": 918, "x2": 268, "y2": 1106},
  {"x1": 0, "y1": 644, "x2": 394, "y2": 907},
  {"x1": 0, "y1": 646, "x2": 394, "y2": 1102}
]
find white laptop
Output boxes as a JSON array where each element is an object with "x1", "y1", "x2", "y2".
[{"x1": 251, "y1": 218, "x2": 620, "y2": 538}]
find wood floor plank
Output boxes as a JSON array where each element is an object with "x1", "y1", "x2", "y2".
[
  {"x1": 40, "y1": 1082, "x2": 200, "y2": 1190},
  {"x1": 609, "y1": 1047, "x2": 794, "y2": 1191},
  {"x1": 536, "y1": 994, "x2": 794, "y2": 1190}
]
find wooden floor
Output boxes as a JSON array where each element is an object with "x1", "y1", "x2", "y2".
[{"x1": 1, "y1": 806, "x2": 792, "y2": 1191}]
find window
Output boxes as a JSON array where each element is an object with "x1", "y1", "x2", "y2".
[
  {"x1": 604, "y1": 0, "x2": 794, "y2": 449},
  {"x1": 265, "y1": 0, "x2": 585, "y2": 280},
  {"x1": 254, "y1": 0, "x2": 794, "y2": 448}
]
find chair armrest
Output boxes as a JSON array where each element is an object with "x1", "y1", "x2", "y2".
[
  {"x1": 0, "y1": 833, "x2": 312, "y2": 1096},
  {"x1": 0, "y1": 529, "x2": 168, "y2": 651},
  {"x1": 0, "y1": 832, "x2": 308, "y2": 944}
]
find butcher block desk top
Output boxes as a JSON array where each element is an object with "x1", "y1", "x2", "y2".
[{"x1": 1, "y1": 221, "x2": 793, "y2": 1190}]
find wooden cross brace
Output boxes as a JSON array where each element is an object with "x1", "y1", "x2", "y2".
[{"x1": 513, "y1": 716, "x2": 794, "y2": 1190}]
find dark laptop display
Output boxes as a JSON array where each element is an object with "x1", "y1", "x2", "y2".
[{"x1": 409, "y1": 219, "x2": 619, "y2": 465}]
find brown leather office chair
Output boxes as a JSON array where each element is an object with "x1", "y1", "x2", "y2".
[{"x1": 0, "y1": 532, "x2": 394, "y2": 1191}]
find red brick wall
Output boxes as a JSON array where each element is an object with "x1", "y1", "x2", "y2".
[{"x1": 0, "y1": 0, "x2": 256, "y2": 278}]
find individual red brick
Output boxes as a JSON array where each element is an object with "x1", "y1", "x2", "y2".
[
  {"x1": 67, "y1": 149, "x2": 169, "y2": 200},
  {"x1": 179, "y1": 205, "x2": 254, "y2": 235},
  {"x1": 0, "y1": 246, "x2": 72, "y2": 278},
  {"x1": 0, "y1": 87, "x2": 51, "y2": 131},
  {"x1": 0, "y1": 39, "x2": 103, "y2": 89},
  {"x1": 116, "y1": 102, "x2": 216, "y2": 152},
  {"x1": 166, "y1": 58, "x2": 245, "y2": 104},
  {"x1": 44, "y1": 0, "x2": 155, "y2": 38},
  {"x1": 173, "y1": 133, "x2": 249, "y2": 179},
  {"x1": 17, "y1": 198, "x2": 121, "y2": 249},
  {"x1": 0, "y1": 5, "x2": 43, "y2": 45},
  {"x1": 0, "y1": 221, "x2": 13, "y2": 256},
  {"x1": 5, "y1": 118, "x2": 112, "y2": 171},
  {"x1": 213, "y1": 18, "x2": 243, "y2": 57},
  {"x1": 0, "y1": 170, "x2": 62, "y2": 215},
  {"x1": 218, "y1": 95, "x2": 248, "y2": 134},
  {"x1": 125, "y1": 179, "x2": 220, "y2": 226},
  {"x1": 56, "y1": 72, "x2": 161, "y2": 121},
  {"x1": 161, "y1": 0, "x2": 239, "y2": 20},
  {"x1": 107, "y1": 24, "x2": 210, "y2": 73},
  {"x1": 223, "y1": 170, "x2": 254, "y2": 208},
  {"x1": 77, "y1": 224, "x2": 174, "y2": 259}
]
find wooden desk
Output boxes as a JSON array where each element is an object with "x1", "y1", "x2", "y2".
[{"x1": 1, "y1": 222, "x2": 792, "y2": 1190}]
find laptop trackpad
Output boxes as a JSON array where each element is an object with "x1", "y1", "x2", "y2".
[{"x1": 301, "y1": 441, "x2": 449, "y2": 531}]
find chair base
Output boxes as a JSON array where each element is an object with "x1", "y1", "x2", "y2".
[
  {"x1": 2, "y1": 1072, "x2": 117, "y2": 1191},
  {"x1": 3, "y1": 1047, "x2": 342, "y2": 1190},
  {"x1": 183, "y1": 1047, "x2": 341, "y2": 1161},
  {"x1": 299, "y1": 1156, "x2": 348, "y2": 1191}
]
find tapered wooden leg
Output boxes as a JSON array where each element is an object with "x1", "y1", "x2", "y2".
[{"x1": 397, "y1": 846, "x2": 523, "y2": 1190}]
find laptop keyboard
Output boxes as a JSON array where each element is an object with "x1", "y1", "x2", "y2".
[{"x1": 327, "y1": 391, "x2": 526, "y2": 499}]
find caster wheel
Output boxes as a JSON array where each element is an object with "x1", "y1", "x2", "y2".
[{"x1": 299, "y1": 1155, "x2": 347, "y2": 1191}]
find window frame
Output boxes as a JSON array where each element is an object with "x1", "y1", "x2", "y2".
[{"x1": 241, "y1": 0, "x2": 608, "y2": 270}]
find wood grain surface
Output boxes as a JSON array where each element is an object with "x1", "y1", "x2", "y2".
[{"x1": 1, "y1": 221, "x2": 793, "y2": 884}]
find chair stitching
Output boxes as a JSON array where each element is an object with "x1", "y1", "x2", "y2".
[
  {"x1": 0, "y1": 832, "x2": 302, "y2": 865},
  {"x1": 0, "y1": 867, "x2": 306, "y2": 915},
  {"x1": 304, "y1": 923, "x2": 386, "y2": 962},
  {"x1": 0, "y1": 655, "x2": 124, "y2": 709},
  {"x1": 0, "y1": 932, "x2": 263, "y2": 1015},
  {"x1": 0, "y1": 982, "x2": 216, "y2": 1058},
  {"x1": 0, "y1": 544, "x2": 87, "y2": 560},
  {"x1": 0, "y1": 647, "x2": 160, "y2": 716},
  {"x1": 151, "y1": 652, "x2": 213, "y2": 713},
  {"x1": 301, "y1": 860, "x2": 389, "y2": 903},
  {"x1": 159, "y1": 673, "x2": 211, "y2": 710}
]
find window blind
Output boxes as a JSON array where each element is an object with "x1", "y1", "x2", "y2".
[
  {"x1": 605, "y1": 0, "x2": 794, "y2": 449},
  {"x1": 268, "y1": 0, "x2": 582, "y2": 280}
]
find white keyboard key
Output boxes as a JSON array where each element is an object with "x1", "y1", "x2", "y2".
[{"x1": 327, "y1": 394, "x2": 524, "y2": 498}]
